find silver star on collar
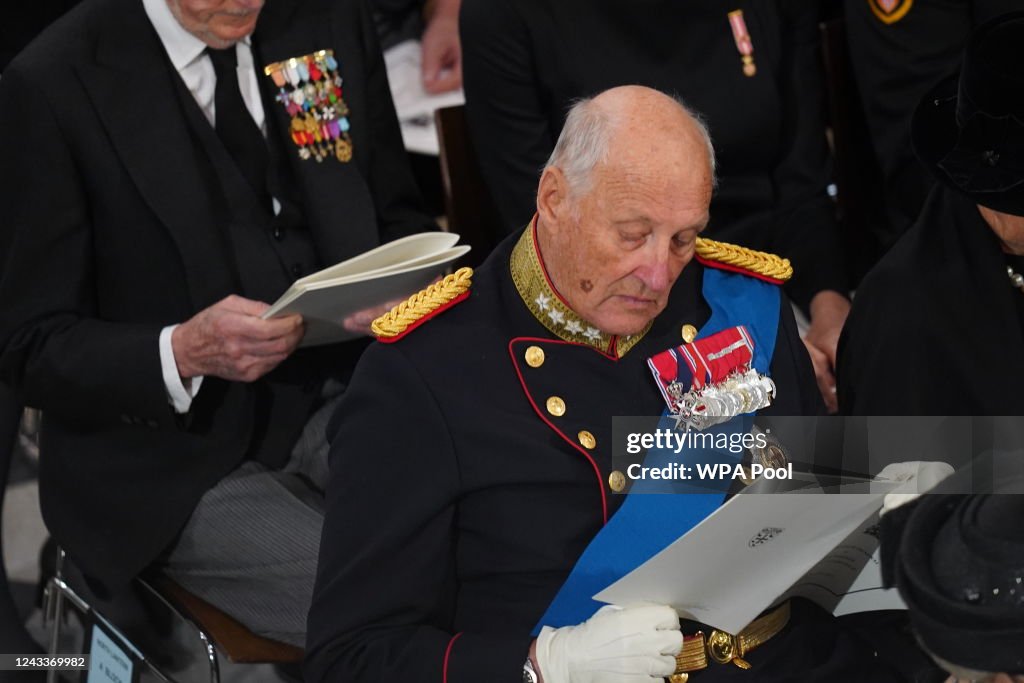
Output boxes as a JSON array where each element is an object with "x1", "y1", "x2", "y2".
[{"x1": 564, "y1": 319, "x2": 584, "y2": 335}]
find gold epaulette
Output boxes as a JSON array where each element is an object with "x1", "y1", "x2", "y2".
[
  {"x1": 695, "y1": 238, "x2": 793, "y2": 283},
  {"x1": 371, "y1": 267, "x2": 473, "y2": 342}
]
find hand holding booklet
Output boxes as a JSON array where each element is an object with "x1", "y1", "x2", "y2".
[
  {"x1": 593, "y1": 475, "x2": 908, "y2": 635},
  {"x1": 262, "y1": 232, "x2": 470, "y2": 346}
]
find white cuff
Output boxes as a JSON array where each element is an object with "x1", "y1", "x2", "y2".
[{"x1": 159, "y1": 325, "x2": 204, "y2": 414}]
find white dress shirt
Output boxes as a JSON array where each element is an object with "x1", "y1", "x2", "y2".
[
  {"x1": 143, "y1": 0, "x2": 270, "y2": 413},
  {"x1": 142, "y1": 0, "x2": 266, "y2": 129}
]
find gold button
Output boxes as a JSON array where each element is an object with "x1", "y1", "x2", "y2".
[
  {"x1": 525, "y1": 345, "x2": 545, "y2": 368},
  {"x1": 681, "y1": 324, "x2": 698, "y2": 344},
  {"x1": 608, "y1": 470, "x2": 626, "y2": 492},
  {"x1": 577, "y1": 430, "x2": 596, "y2": 449},
  {"x1": 669, "y1": 675, "x2": 689, "y2": 683},
  {"x1": 546, "y1": 396, "x2": 566, "y2": 417}
]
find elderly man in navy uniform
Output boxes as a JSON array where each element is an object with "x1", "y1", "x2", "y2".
[
  {"x1": 0, "y1": 0, "x2": 434, "y2": 646},
  {"x1": 306, "y1": 86, "x2": 909, "y2": 682}
]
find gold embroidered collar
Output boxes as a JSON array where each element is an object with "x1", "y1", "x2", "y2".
[{"x1": 510, "y1": 221, "x2": 651, "y2": 358}]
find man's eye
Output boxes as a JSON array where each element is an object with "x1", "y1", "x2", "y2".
[
  {"x1": 621, "y1": 233, "x2": 644, "y2": 243},
  {"x1": 672, "y1": 234, "x2": 695, "y2": 248}
]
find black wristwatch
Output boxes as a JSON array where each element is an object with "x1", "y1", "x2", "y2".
[{"x1": 522, "y1": 657, "x2": 538, "y2": 683}]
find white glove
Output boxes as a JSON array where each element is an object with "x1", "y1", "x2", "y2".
[
  {"x1": 535, "y1": 604, "x2": 682, "y2": 683},
  {"x1": 875, "y1": 461, "x2": 954, "y2": 516}
]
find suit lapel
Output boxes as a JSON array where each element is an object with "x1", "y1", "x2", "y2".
[
  {"x1": 253, "y1": 0, "x2": 382, "y2": 263},
  {"x1": 75, "y1": 0, "x2": 237, "y2": 310},
  {"x1": 75, "y1": 0, "x2": 384, "y2": 308}
]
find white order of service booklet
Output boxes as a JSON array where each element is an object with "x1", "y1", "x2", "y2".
[
  {"x1": 262, "y1": 232, "x2": 470, "y2": 347},
  {"x1": 593, "y1": 476, "x2": 907, "y2": 635}
]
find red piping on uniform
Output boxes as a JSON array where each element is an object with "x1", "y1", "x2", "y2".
[
  {"x1": 443, "y1": 632, "x2": 463, "y2": 683},
  {"x1": 377, "y1": 291, "x2": 471, "y2": 344},
  {"x1": 527, "y1": 216, "x2": 624, "y2": 355},
  {"x1": 530, "y1": 217, "x2": 585, "y2": 315},
  {"x1": 695, "y1": 255, "x2": 784, "y2": 285},
  {"x1": 508, "y1": 336, "x2": 611, "y2": 524}
]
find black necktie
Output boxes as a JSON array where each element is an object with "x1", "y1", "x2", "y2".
[{"x1": 207, "y1": 46, "x2": 271, "y2": 209}]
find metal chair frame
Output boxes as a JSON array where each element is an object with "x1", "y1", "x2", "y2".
[{"x1": 43, "y1": 547, "x2": 219, "y2": 683}]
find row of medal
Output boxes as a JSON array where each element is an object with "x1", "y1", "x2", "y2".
[
  {"x1": 667, "y1": 367, "x2": 776, "y2": 432},
  {"x1": 264, "y1": 49, "x2": 353, "y2": 163}
]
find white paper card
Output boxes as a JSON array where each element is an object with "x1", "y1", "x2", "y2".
[{"x1": 593, "y1": 484, "x2": 901, "y2": 635}]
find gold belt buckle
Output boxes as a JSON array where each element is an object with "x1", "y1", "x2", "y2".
[{"x1": 707, "y1": 629, "x2": 752, "y2": 669}]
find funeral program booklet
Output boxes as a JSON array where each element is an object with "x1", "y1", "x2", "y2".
[
  {"x1": 262, "y1": 232, "x2": 470, "y2": 347},
  {"x1": 592, "y1": 476, "x2": 906, "y2": 635}
]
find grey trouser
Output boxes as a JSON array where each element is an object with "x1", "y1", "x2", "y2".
[{"x1": 159, "y1": 385, "x2": 341, "y2": 647}]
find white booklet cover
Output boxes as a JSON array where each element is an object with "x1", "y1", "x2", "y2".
[
  {"x1": 262, "y1": 232, "x2": 470, "y2": 346},
  {"x1": 593, "y1": 478, "x2": 905, "y2": 635}
]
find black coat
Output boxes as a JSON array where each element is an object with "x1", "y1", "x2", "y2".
[
  {"x1": 838, "y1": 187, "x2": 1024, "y2": 415},
  {"x1": 0, "y1": 0, "x2": 433, "y2": 589},
  {"x1": 304, "y1": 230, "x2": 869, "y2": 683},
  {"x1": 460, "y1": 0, "x2": 846, "y2": 309}
]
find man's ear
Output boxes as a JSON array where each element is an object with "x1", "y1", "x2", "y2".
[{"x1": 536, "y1": 166, "x2": 570, "y2": 226}]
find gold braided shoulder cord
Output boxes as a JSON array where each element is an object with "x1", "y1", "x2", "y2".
[
  {"x1": 371, "y1": 267, "x2": 474, "y2": 339},
  {"x1": 695, "y1": 238, "x2": 793, "y2": 282}
]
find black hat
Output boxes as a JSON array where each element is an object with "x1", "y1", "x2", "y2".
[
  {"x1": 911, "y1": 12, "x2": 1024, "y2": 217},
  {"x1": 882, "y1": 474, "x2": 1024, "y2": 674}
]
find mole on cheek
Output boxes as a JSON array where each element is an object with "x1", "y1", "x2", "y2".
[{"x1": 580, "y1": 279, "x2": 594, "y2": 293}]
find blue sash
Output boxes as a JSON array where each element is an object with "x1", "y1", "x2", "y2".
[{"x1": 533, "y1": 268, "x2": 781, "y2": 631}]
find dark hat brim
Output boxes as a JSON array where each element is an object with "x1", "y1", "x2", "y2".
[
  {"x1": 895, "y1": 494, "x2": 1024, "y2": 674},
  {"x1": 911, "y1": 74, "x2": 960, "y2": 187},
  {"x1": 911, "y1": 50, "x2": 1024, "y2": 217},
  {"x1": 882, "y1": 456, "x2": 1024, "y2": 675}
]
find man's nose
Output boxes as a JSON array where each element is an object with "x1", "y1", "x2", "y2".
[{"x1": 634, "y1": 247, "x2": 675, "y2": 293}]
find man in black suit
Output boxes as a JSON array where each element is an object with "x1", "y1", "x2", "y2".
[{"x1": 0, "y1": 0, "x2": 434, "y2": 645}]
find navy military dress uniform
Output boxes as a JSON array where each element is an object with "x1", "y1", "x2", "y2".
[{"x1": 306, "y1": 226, "x2": 910, "y2": 682}]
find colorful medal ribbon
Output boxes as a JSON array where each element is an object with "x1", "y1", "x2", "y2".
[
  {"x1": 647, "y1": 325, "x2": 775, "y2": 431},
  {"x1": 264, "y1": 49, "x2": 353, "y2": 163},
  {"x1": 534, "y1": 270, "x2": 782, "y2": 631},
  {"x1": 727, "y1": 9, "x2": 757, "y2": 77}
]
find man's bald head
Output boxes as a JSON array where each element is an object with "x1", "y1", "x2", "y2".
[
  {"x1": 534, "y1": 86, "x2": 716, "y2": 336},
  {"x1": 544, "y1": 85, "x2": 716, "y2": 203}
]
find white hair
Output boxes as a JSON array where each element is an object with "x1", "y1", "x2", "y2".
[{"x1": 544, "y1": 92, "x2": 718, "y2": 199}]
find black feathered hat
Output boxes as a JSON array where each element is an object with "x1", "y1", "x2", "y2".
[
  {"x1": 881, "y1": 459, "x2": 1024, "y2": 675},
  {"x1": 911, "y1": 12, "x2": 1024, "y2": 217}
]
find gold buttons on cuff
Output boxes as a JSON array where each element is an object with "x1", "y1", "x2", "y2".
[
  {"x1": 608, "y1": 470, "x2": 626, "y2": 492},
  {"x1": 524, "y1": 345, "x2": 545, "y2": 368},
  {"x1": 546, "y1": 396, "x2": 566, "y2": 417},
  {"x1": 681, "y1": 324, "x2": 698, "y2": 344},
  {"x1": 669, "y1": 675, "x2": 689, "y2": 683},
  {"x1": 578, "y1": 430, "x2": 596, "y2": 449}
]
